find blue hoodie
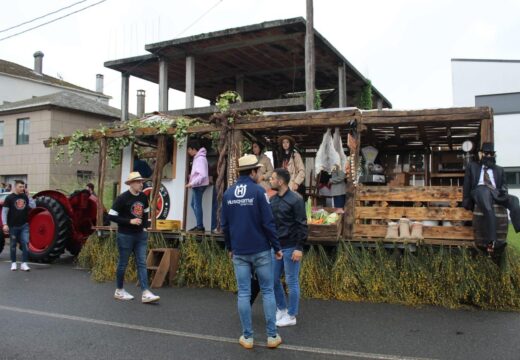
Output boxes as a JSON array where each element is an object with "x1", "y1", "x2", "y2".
[{"x1": 221, "y1": 176, "x2": 281, "y2": 255}]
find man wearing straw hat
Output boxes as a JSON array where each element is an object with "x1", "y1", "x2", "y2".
[
  {"x1": 108, "y1": 172, "x2": 160, "y2": 303},
  {"x1": 221, "y1": 154, "x2": 283, "y2": 349}
]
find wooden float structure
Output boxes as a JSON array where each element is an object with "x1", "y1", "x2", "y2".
[{"x1": 44, "y1": 105, "x2": 494, "y2": 247}]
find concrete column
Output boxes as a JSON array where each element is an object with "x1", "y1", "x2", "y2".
[
  {"x1": 338, "y1": 63, "x2": 347, "y2": 108},
  {"x1": 159, "y1": 57, "x2": 169, "y2": 112},
  {"x1": 377, "y1": 98, "x2": 383, "y2": 110},
  {"x1": 121, "y1": 73, "x2": 130, "y2": 122},
  {"x1": 136, "y1": 89, "x2": 145, "y2": 118},
  {"x1": 185, "y1": 56, "x2": 195, "y2": 109},
  {"x1": 236, "y1": 74, "x2": 244, "y2": 100}
]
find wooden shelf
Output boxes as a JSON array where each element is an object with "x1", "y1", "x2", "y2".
[{"x1": 430, "y1": 172, "x2": 464, "y2": 178}]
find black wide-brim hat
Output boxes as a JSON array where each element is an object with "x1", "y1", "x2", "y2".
[{"x1": 481, "y1": 142, "x2": 495, "y2": 153}]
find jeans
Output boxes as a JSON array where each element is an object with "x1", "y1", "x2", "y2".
[
  {"x1": 232, "y1": 250, "x2": 277, "y2": 338},
  {"x1": 333, "y1": 195, "x2": 346, "y2": 209},
  {"x1": 273, "y1": 247, "x2": 301, "y2": 317},
  {"x1": 10, "y1": 224, "x2": 29, "y2": 263},
  {"x1": 211, "y1": 186, "x2": 217, "y2": 231},
  {"x1": 116, "y1": 231, "x2": 149, "y2": 290},
  {"x1": 191, "y1": 186, "x2": 207, "y2": 228}
]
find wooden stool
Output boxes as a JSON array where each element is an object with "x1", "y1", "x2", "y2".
[{"x1": 146, "y1": 248, "x2": 180, "y2": 288}]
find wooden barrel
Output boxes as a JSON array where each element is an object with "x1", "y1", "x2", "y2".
[{"x1": 472, "y1": 204, "x2": 508, "y2": 247}]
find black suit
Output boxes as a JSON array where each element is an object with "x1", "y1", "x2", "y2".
[{"x1": 462, "y1": 161, "x2": 520, "y2": 247}]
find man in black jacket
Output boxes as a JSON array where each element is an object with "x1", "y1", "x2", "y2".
[
  {"x1": 269, "y1": 168, "x2": 308, "y2": 327},
  {"x1": 108, "y1": 172, "x2": 160, "y2": 304},
  {"x1": 462, "y1": 142, "x2": 520, "y2": 249}
]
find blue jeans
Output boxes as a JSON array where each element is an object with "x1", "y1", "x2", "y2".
[
  {"x1": 333, "y1": 195, "x2": 346, "y2": 209},
  {"x1": 116, "y1": 231, "x2": 149, "y2": 290},
  {"x1": 211, "y1": 186, "x2": 217, "y2": 231},
  {"x1": 273, "y1": 247, "x2": 301, "y2": 317},
  {"x1": 232, "y1": 250, "x2": 277, "y2": 338},
  {"x1": 10, "y1": 224, "x2": 29, "y2": 263},
  {"x1": 191, "y1": 186, "x2": 207, "y2": 228}
]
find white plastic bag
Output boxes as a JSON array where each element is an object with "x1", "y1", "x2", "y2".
[
  {"x1": 315, "y1": 129, "x2": 340, "y2": 174},
  {"x1": 333, "y1": 127, "x2": 348, "y2": 172}
]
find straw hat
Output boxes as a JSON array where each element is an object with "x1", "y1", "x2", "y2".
[
  {"x1": 238, "y1": 154, "x2": 264, "y2": 171},
  {"x1": 277, "y1": 135, "x2": 296, "y2": 147},
  {"x1": 125, "y1": 171, "x2": 147, "y2": 185}
]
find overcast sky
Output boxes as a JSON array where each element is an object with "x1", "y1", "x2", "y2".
[{"x1": 1, "y1": 0, "x2": 519, "y2": 113}]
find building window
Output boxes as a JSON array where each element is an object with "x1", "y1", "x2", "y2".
[
  {"x1": 505, "y1": 167, "x2": 520, "y2": 189},
  {"x1": 77, "y1": 170, "x2": 94, "y2": 183},
  {"x1": 0, "y1": 121, "x2": 4, "y2": 146},
  {"x1": 16, "y1": 118, "x2": 30, "y2": 145}
]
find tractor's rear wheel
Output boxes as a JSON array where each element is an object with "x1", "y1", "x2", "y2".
[{"x1": 28, "y1": 196, "x2": 71, "y2": 262}]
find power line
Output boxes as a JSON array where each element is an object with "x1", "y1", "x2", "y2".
[
  {"x1": 0, "y1": 0, "x2": 88, "y2": 34},
  {"x1": 0, "y1": 0, "x2": 108, "y2": 42},
  {"x1": 176, "y1": 0, "x2": 224, "y2": 36},
  {"x1": 103, "y1": 0, "x2": 225, "y2": 90}
]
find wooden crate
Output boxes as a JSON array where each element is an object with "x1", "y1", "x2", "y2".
[
  {"x1": 308, "y1": 208, "x2": 344, "y2": 240},
  {"x1": 156, "y1": 220, "x2": 182, "y2": 231},
  {"x1": 353, "y1": 186, "x2": 475, "y2": 246}
]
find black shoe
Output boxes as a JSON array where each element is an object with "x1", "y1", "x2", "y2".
[{"x1": 188, "y1": 226, "x2": 205, "y2": 232}]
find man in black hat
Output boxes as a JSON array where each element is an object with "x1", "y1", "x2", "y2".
[{"x1": 462, "y1": 142, "x2": 520, "y2": 250}]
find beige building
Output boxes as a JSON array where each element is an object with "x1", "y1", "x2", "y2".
[{"x1": 0, "y1": 91, "x2": 121, "y2": 192}]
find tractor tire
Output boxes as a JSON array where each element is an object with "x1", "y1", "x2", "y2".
[{"x1": 28, "y1": 196, "x2": 71, "y2": 262}]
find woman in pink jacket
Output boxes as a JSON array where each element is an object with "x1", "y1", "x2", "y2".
[{"x1": 186, "y1": 139, "x2": 209, "y2": 232}]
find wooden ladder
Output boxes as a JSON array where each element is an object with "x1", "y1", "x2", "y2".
[{"x1": 146, "y1": 248, "x2": 180, "y2": 288}]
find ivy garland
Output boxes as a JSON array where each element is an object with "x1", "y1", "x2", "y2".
[{"x1": 50, "y1": 115, "x2": 200, "y2": 167}]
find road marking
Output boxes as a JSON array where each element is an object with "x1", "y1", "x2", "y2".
[
  {"x1": 2, "y1": 260, "x2": 50, "y2": 267},
  {"x1": 0, "y1": 304, "x2": 437, "y2": 360}
]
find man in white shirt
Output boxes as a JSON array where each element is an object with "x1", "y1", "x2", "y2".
[{"x1": 462, "y1": 143, "x2": 520, "y2": 250}]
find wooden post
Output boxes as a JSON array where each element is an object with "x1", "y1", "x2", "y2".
[
  {"x1": 377, "y1": 98, "x2": 383, "y2": 111},
  {"x1": 121, "y1": 73, "x2": 130, "y2": 122},
  {"x1": 338, "y1": 63, "x2": 347, "y2": 108},
  {"x1": 480, "y1": 109, "x2": 494, "y2": 146},
  {"x1": 150, "y1": 135, "x2": 167, "y2": 229},
  {"x1": 159, "y1": 57, "x2": 169, "y2": 112},
  {"x1": 185, "y1": 56, "x2": 195, "y2": 109},
  {"x1": 96, "y1": 138, "x2": 108, "y2": 226},
  {"x1": 305, "y1": 0, "x2": 316, "y2": 111}
]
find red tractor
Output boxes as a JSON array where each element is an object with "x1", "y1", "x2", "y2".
[{"x1": 0, "y1": 190, "x2": 98, "y2": 262}]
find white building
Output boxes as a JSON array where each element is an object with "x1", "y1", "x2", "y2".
[
  {"x1": 0, "y1": 51, "x2": 109, "y2": 105},
  {"x1": 452, "y1": 58, "x2": 520, "y2": 198}
]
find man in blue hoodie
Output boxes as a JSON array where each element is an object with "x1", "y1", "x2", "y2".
[{"x1": 221, "y1": 154, "x2": 283, "y2": 350}]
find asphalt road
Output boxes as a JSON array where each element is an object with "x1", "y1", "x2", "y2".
[{"x1": 1, "y1": 251, "x2": 520, "y2": 360}]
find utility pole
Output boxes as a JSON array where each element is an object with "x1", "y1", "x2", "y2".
[{"x1": 305, "y1": 0, "x2": 316, "y2": 111}]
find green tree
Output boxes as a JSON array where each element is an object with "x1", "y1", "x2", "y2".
[{"x1": 359, "y1": 80, "x2": 373, "y2": 110}]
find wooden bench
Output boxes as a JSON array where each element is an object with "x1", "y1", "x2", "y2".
[{"x1": 353, "y1": 186, "x2": 474, "y2": 246}]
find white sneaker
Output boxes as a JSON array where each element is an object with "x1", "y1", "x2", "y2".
[
  {"x1": 276, "y1": 308, "x2": 287, "y2": 322},
  {"x1": 10, "y1": 263, "x2": 17, "y2": 271},
  {"x1": 114, "y1": 288, "x2": 134, "y2": 300},
  {"x1": 142, "y1": 290, "x2": 160, "y2": 303},
  {"x1": 20, "y1": 263, "x2": 30, "y2": 272},
  {"x1": 276, "y1": 313, "x2": 297, "y2": 327}
]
